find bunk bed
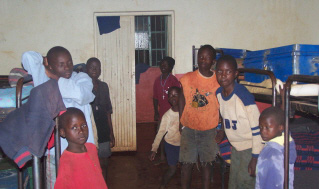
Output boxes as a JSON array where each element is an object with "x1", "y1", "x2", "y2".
[
  {"x1": 0, "y1": 76, "x2": 33, "y2": 189},
  {"x1": 237, "y1": 70, "x2": 319, "y2": 189},
  {"x1": 0, "y1": 76, "x2": 62, "y2": 189}
]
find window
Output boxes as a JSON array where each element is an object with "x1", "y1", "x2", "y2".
[{"x1": 135, "y1": 15, "x2": 168, "y2": 67}]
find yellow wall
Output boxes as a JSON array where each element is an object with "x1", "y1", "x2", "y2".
[{"x1": 0, "y1": 0, "x2": 318, "y2": 74}]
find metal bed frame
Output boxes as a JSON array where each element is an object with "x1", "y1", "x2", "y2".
[
  {"x1": 238, "y1": 70, "x2": 319, "y2": 189},
  {"x1": 15, "y1": 78, "x2": 61, "y2": 189},
  {"x1": 284, "y1": 75, "x2": 319, "y2": 189}
]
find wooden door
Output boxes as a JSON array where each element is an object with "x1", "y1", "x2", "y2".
[{"x1": 96, "y1": 16, "x2": 136, "y2": 151}]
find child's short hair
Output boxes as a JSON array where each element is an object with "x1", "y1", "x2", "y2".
[
  {"x1": 198, "y1": 45, "x2": 217, "y2": 59},
  {"x1": 86, "y1": 57, "x2": 101, "y2": 65},
  {"x1": 168, "y1": 86, "x2": 181, "y2": 94},
  {"x1": 216, "y1": 55, "x2": 238, "y2": 70},
  {"x1": 47, "y1": 46, "x2": 71, "y2": 65},
  {"x1": 260, "y1": 107, "x2": 285, "y2": 125},
  {"x1": 161, "y1": 56, "x2": 175, "y2": 69},
  {"x1": 59, "y1": 107, "x2": 85, "y2": 130}
]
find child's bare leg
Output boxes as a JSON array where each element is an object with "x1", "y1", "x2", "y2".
[
  {"x1": 181, "y1": 163, "x2": 194, "y2": 189},
  {"x1": 201, "y1": 163, "x2": 212, "y2": 189},
  {"x1": 160, "y1": 165, "x2": 177, "y2": 188},
  {"x1": 99, "y1": 157, "x2": 108, "y2": 181}
]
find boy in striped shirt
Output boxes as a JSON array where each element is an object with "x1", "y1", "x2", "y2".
[{"x1": 215, "y1": 55, "x2": 264, "y2": 189}]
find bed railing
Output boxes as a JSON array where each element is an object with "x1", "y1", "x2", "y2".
[
  {"x1": 237, "y1": 68, "x2": 277, "y2": 107},
  {"x1": 17, "y1": 77, "x2": 60, "y2": 189}
]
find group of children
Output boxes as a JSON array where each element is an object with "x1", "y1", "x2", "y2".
[
  {"x1": 150, "y1": 45, "x2": 296, "y2": 189},
  {"x1": 22, "y1": 47, "x2": 113, "y2": 188},
  {"x1": 18, "y1": 44, "x2": 296, "y2": 189}
]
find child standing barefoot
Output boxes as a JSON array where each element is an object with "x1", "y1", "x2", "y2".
[
  {"x1": 150, "y1": 86, "x2": 181, "y2": 189},
  {"x1": 153, "y1": 57, "x2": 180, "y2": 164},
  {"x1": 86, "y1": 57, "x2": 115, "y2": 181}
]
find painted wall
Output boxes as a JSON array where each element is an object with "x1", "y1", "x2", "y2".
[
  {"x1": 136, "y1": 67, "x2": 160, "y2": 123},
  {"x1": 1, "y1": 0, "x2": 318, "y2": 75}
]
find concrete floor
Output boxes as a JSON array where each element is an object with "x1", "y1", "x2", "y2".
[{"x1": 107, "y1": 123, "x2": 229, "y2": 189}]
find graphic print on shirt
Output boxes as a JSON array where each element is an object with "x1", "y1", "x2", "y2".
[
  {"x1": 191, "y1": 88, "x2": 211, "y2": 108},
  {"x1": 224, "y1": 119, "x2": 237, "y2": 130}
]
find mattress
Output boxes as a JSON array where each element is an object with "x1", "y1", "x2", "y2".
[
  {"x1": 240, "y1": 79, "x2": 319, "y2": 97},
  {"x1": 0, "y1": 85, "x2": 33, "y2": 108}
]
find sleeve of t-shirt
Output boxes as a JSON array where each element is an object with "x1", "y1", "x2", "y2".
[
  {"x1": 58, "y1": 72, "x2": 95, "y2": 106},
  {"x1": 236, "y1": 84, "x2": 263, "y2": 157},
  {"x1": 256, "y1": 149, "x2": 283, "y2": 189},
  {"x1": 151, "y1": 112, "x2": 170, "y2": 152},
  {"x1": 246, "y1": 103, "x2": 264, "y2": 157},
  {"x1": 21, "y1": 51, "x2": 49, "y2": 87}
]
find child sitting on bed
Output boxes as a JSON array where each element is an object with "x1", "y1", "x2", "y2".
[
  {"x1": 54, "y1": 107, "x2": 108, "y2": 189},
  {"x1": 215, "y1": 55, "x2": 264, "y2": 189},
  {"x1": 256, "y1": 107, "x2": 297, "y2": 189},
  {"x1": 149, "y1": 86, "x2": 181, "y2": 189},
  {"x1": 21, "y1": 47, "x2": 95, "y2": 188}
]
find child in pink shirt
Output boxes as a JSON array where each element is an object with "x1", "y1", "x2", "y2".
[{"x1": 55, "y1": 108, "x2": 108, "y2": 189}]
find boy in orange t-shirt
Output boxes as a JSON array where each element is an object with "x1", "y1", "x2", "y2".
[{"x1": 179, "y1": 45, "x2": 220, "y2": 189}]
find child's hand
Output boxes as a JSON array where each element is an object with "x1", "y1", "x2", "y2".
[
  {"x1": 149, "y1": 151, "x2": 156, "y2": 161},
  {"x1": 110, "y1": 133, "x2": 115, "y2": 148},
  {"x1": 215, "y1": 130, "x2": 225, "y2": 143},
  {"x1": 45, "y1": 67, "x2": 59, "y2": 80},
  {"x1": 248, "y1": 157, "x2": 258, "y2": 177},
  {"x1": 43, "y1": 57, "x2": 60, "y2": 80},
  {"x1": 179, "y1": 123, "x2": 184, "y2": 133}
]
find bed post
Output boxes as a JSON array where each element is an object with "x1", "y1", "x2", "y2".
[
  {"x1": 32, "y1": 156, "x2": 42, "y2": 188},
  {"x1": 284, "y1": 79, "x2": 292, "y2": 189},
  {"x1": 55, "y1": 117, "x2": 61, "y2": 176},
  {"x1": 16, "y1": 78, "x2": 24, "y2": 189}
]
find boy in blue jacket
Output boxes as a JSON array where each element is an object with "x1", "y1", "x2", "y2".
[{"x1": 256, "y1": 107, "x2": 297, "y2": 189}]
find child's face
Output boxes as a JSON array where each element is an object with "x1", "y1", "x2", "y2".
[
  {"x1": 60, "y1": 114, "x2": 88, "y2": 147},
  {"x1": 49, "y1": 52, "x2": 73, "y2": 79},
  {"x1": 216, "y1": 61, "x2": 238, "y2": 88},
  {"x1": 159, "y1": 60, "x2": 171, "y2": 74},
  {"x1": 198, "y1": 48, "x2": 215, "y2": 71},
  {"x1": 87, "y1": 61, "x2": 101, "y2": 79},
  {"x1": 259, "y1": 115, "x2": 284, "y2": 141},
  {"x1": 168, "y1": 89, "x2": 179, "y2": 107}
]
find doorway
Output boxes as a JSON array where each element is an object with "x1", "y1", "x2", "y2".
[{"x1": 94, "y1": 11, "x2": 174, "y2": 152}]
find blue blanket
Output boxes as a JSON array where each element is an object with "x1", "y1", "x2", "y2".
[{"x1": 0, "y1": 86, "x2": 33, "y2": 108}]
